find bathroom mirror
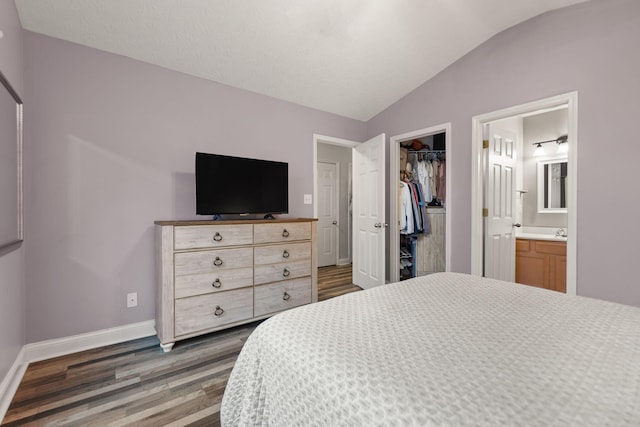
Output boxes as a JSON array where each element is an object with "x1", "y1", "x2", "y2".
[
  {"x1": 0, "y1": 70, "x2": 23, "y2": 253},
  {"x1": 537, "y1": 158, "x2": 567, "y2": 213}
]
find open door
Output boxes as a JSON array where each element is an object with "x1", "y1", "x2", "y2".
[
  {"x1": 484, "y1": 125, "x2": 517, "y2": 281},
  {"x1": 352, "y1": 134, "x2": 386, "y2": 289}
]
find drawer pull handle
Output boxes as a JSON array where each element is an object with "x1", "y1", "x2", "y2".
[
  {"x1": 212, "y1": 278, "x2": 222, "y2": 288},
  {"x1": 213, "y1": 232, "x2": 223, "y2": 242},
  {"x1": 283, "y1": 268, "x2": 290, "y2": 277},
  {"x1": 282, "y1": 249, "x2": 290, "y2": 258},
  {"x1": 214, "y1": 305, "x2": 224, "y2": 317},
  {"x1": 213, "y1": 257, "x2": 223, "y2": 267},
  {"x1": 283, "y1": 292, "x2": 291, "y2": 301},
  {"x1": 282, "y1": 229, "x2": 290, "y2": 238}
]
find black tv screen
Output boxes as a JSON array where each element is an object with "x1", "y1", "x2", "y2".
[{"x1": 195, "y1": 152, "x2": 288, "y2": 216}]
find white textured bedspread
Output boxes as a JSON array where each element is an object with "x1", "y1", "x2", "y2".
[{"x1": 221, "y1": 273, "x2": 640, "y2": 426}]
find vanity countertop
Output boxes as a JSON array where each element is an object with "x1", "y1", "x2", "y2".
[
  {"x1": 516, "y1": 226, "x2": 567, "y2": 242},
  {"x1": 516, "y1": 233, "x2": 567, "y2": 242}
]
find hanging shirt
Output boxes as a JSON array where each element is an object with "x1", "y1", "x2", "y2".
[
  {"x1": 437, "y1": 159, "x2": 446, "y2": 205},
  {"x1": 430, "y1": 160, "x2": 439, "y2": 200},
  {"x1": 400, "y1": 182, "x2": 414, "y2": 234},
  {"x1": 415, "y1": 182, "x2": 431, "y2": 235},
  {"x1": 416, "y1": 160, "x2": 430, "y2": 203},
  {"x1": 426, "y1": 161, "x2": 434, "y2": 202},
  {"x1": 408, "y1": 182, "x2": 422, "y2": 232}
]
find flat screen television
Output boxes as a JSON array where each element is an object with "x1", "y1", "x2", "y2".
[{"x1": 195, "y1": 152, "x2": 288, "y2": 217}]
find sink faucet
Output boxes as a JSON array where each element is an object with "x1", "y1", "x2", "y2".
[{"x1": 555, "y1": 228, "x2": 567, "y2": 237}]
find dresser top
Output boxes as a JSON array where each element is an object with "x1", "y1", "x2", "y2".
[{"x1": 155, "y1": 218, "x2": 317, "y2": 226}]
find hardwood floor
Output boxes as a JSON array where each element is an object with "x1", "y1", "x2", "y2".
[
  {"x1": 2, "y1": 264, "x2": 359, "y2": 426},
  {"x1": 318, "y1": 264, "x2": 361, "y2": 301}
]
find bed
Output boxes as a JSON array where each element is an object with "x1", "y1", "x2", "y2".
[{"x1": 220, "y1": 272, "x2": 640, "y2": 426}]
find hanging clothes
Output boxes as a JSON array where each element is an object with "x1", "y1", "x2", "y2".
[
  {"x1": 408, "y1": 182, "x2": 422, "y2": 232},
  {"x1": 414, "y1": 181, "x2": 430, "y2": 234},
  {"x1": 400, "y1": 181, "x2": 414, "y2": 234},
  {"x1": 430, "y1": 160, "x2": 439, "y2": 200},
  {"x1": 416, "y1": 159, "x2": 431, "y2": 203},
  {"x1": 437, "y1": 159, "x2": 446, "y2": 205}
]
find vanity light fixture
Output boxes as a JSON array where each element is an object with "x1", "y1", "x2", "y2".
[
  {"x1": 532, "y1": 135, "x2": 568, "y2": 156},
  {"x1": 534, "y1": 143, "x2": 545, "y2": 156},
  {"x1": 556, "y1": 135, "x2": 569, "y2": 154}
]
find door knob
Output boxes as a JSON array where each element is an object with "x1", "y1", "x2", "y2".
[
  {"x1": 332, "y1": 221, "x2": 337, "y2": 225},
  {"x1": 512, "y1": 223, "x2": 522, "y2": 228},
  {"x1": 374, "y1": 223, "x2": 382, "y2": 228}
]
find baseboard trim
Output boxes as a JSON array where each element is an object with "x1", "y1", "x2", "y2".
[
  {"x1": 0, "y1": 347, "x2": 27, "y2": 422},
  {"x1": 1, "y1": 320, "x2": 156, "y2": 422},
  {"x1": 24, "y1": 320, "x2": 156, "y2": 363},
  {"x1": 337, "y1": 258, "x2": 351, "y2": 266}
]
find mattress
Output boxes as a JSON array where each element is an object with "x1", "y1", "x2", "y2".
[{"x1": 221, "y1": 272, "x2": 640, "y2": 426}]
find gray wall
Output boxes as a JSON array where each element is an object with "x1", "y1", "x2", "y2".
[
  {"x1": 23, "y1": 32, "x2": 365, "y2": 342},
  {"x1": 522, "y1": 109, "x2": 568, "y2": 228},
  {"x1": 9, "y1": 0, "x2": 640, "y2": 349},
  {"x1": 0, "y1": 0, "x2": 26, "y2": 386},
  {"x1": 317, "y1": 143, "x2": 352, "y2": 262},
  {"x1": 367, "y1": 0, "x2": 640, "y2": 306}
]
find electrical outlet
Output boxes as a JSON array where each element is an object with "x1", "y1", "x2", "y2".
[
  {"x1": 127, "y1": 292, "x2": 138, "y2": 308},
  {"x1": 303, "y1": 194, "x2": 312, "y2": 204}
]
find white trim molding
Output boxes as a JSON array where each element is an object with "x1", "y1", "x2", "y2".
[
  {"x1": 24, "y1": 320, "x2": 156, "y2": 363},
  {"x1": 0, "y1": 347, "x2": 27, "y2": 422}
]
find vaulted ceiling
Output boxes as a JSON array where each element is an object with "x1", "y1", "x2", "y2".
[{"x1": 15, "y1": 0, "x2": 589, "y2": 121}]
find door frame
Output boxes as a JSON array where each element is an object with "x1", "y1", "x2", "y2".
[
  {"x1": 316, "y1": 160, "x2": 340, "y2": 267},
  {"x1": 389, "y1": 123, "x2": 452, "y2": 283},
  {"x1": 313, "y1": 134, "x2": 358, "y2": 265},
  {"x1": 471, "y1": 92, "x2": 578, "y2": 296}
]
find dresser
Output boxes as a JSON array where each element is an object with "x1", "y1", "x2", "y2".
[{"x1": 155, "y1": 218, "x2": 318, "y2": 351}]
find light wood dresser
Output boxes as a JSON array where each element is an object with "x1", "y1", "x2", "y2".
[{"x1": 155, "y1": 218, "x2": 318, "y2": 351}]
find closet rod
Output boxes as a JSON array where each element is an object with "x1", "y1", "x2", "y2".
[{"x1": 407, "y1": 150, "x2": 446, "y2": 155}]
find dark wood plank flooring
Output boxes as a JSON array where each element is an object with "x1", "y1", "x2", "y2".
[
  {"x1": 318, "y1": 264, "x2": 361, "y2": 300},
  {"x1": 2, "y1": 264, "x2": 359, "y2": 426}
]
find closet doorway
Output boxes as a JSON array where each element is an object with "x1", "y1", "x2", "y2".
[
  {"x1": 389, "y1": 124, "x2": 451, "y2": 283},
  {"x1": 471, "y1": 92, "x2": 578, "y2": 296}
]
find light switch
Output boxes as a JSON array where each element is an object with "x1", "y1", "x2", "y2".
[{"x1": 303, "y1": 194, "x2": 312, "y2": 204}]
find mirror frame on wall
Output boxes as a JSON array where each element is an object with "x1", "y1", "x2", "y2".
[
  {"x1": 0, "y1": 70, "x2": 24, "y2": 253},
  {"x1": 537, "y1": 157, "x2": 568, "y2": 214}
]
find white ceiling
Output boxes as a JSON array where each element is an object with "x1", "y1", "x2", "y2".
[{"x1": 15, "y1": 0, "x2": 588, "y2": 121}]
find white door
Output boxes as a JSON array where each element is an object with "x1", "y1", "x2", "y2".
[
  {"x1": 484, "y1": 125, "x2": 517, "y2": 281},
  {"x1": 317, "y1": 162, "x2": 338, "y2": 267},
  {"x1": 352, "y1": 134, "x2": 386, "y2": 289}
]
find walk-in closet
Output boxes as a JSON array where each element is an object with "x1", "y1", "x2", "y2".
[{"x1": 399, "y1": 133, "x2": 446, "y2": 280}]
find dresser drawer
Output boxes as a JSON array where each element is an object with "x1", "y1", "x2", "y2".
[
  {"x1": 175, "y1": 288, "x2": 253, "y2": 336},
  {"x1": 174, "y1": 224, "x2": 253, "y2": 250},
  {"x1": 175, "y1": 267, "x2": 253, "y2": 298},
  {"x1": 254, "y1": 222, "x2": 311, "y2": 244},
  {"x1": 254, "y1": 277, "x2": 312, "y2": 317},
  {"x1": 254, "y1": 259, "x2": 311, "y2": 285},
  {"x1": 174, "y1": 247, "x2": 253, "y2": 276},
  {"x1": 254, "y1": 242, "x2": 311, "y2": 265}
]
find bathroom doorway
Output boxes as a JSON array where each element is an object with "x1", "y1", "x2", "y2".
[{"x1": 471, "y1": 92, "x2": 578, "y2": 296}]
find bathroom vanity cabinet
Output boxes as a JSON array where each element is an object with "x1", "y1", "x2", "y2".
[{"x1": 515, "y1": 238, "x2": 566, "y2": 293}]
